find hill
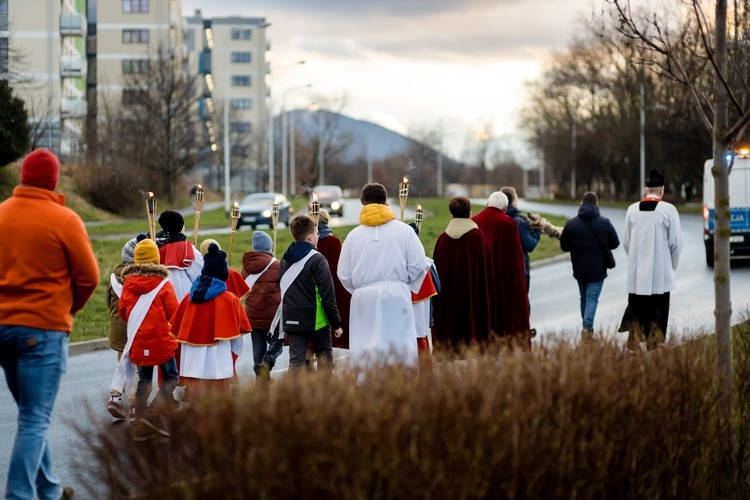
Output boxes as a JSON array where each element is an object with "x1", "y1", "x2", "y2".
[{"x1": 287, "y1": 109, "x2": 452, "y2": 164}]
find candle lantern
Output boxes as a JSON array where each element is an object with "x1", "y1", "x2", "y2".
[
  {"x1": 145, "y1": 192, "x2": 157, "y2": 240},
  {"x1": 192, "y1": 184, "x2": 204, "y2": 246},
  {"x1": 398, "y1": 177, "x2": 409, "y2": 221},
  {"x1": 310, "y1": 193, "x2": 320, "y2": 225},
  {"x1": 415, "y1": 204, "x2": 423, "y2": 235},
  {"x1": 228, "y1": 201, "x2": 240, "y2": 266},
  {"x1": 272, "y1": 201, "x2": 280, "y2": 258}
]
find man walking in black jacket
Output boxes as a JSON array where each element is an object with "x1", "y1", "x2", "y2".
[{"x1": 560, "y1": 192, "x2": 620, "y2": 342}]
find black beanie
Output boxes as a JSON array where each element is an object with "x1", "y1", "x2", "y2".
[
  {"x1": 201, "y1": 243, "x2": 229, "y2": 282},
  {"x1": 158, "y1": 210, "x2": 184, "y2": 235},
  {"x1": 408, "y1": 221, "x2": 420, "y2": 236}
]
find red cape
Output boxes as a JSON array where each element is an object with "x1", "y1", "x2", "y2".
[
  {"x1": 226, "y1": 268, "x2": 250, "y2": 300},
  {"x1": 472, "y1": 207, "x2": 530, "y2": 343},
  {"x1": 317, "y1": 235, "x2": 351, "y2": 349},
  {"x1": 432, "y1": 227, "x2": 492, "y2": 348},
  {"x1": 411, "y1": 272, "x2": 437, "y2": 303},
  {"x1": 170, "y1": 290, "x2": 252, "y2": 346}
]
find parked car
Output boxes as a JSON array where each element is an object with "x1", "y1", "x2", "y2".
[
  {"x1": 237, "y1": 193, "x2": 292, "y2": 229},
  {"x1": 313, "y1": 185, "x2": 345, "y2": 216}
]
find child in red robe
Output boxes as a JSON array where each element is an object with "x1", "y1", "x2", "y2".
[{"x1": 170, "y1": 244, "x2": 251, "y2": 397}]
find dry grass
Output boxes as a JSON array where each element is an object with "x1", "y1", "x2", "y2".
[{"x1": 76, "y1": 331, "x2": 750, "y2": 499}]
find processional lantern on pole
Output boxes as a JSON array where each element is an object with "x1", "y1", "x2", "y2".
[
  {"x1": 310, "y1": 193, "x2": 320, "y2": 225},
  {"x1": 272, "y1": 201, "x2": 280, "y2": 258},
  {"x1": 415, "y1": 204, "x2": 423, "y2": 235},
  {"x1": 228, "y1": 201, "x2": 240, "y2": 266},
  {"x1": 146, "y1": 192, "x2": 157, "y2": 240},
  {"x1": 399, "y1": 176, "x2": 409, "y2": 221},
  {"x1": 192, "y1": 184, "x2": 204, "y2": 246}
]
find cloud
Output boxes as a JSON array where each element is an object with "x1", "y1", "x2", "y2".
[{"x1": 186, "y1": 0, "x2": 596, "y2": 61}]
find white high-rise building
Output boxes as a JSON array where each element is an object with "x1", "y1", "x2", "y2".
[
  {"x1": 184, "y1": 9, "x2": 269, "y2": 192},
  {"x1": 2, "y1": 0, "x2": 87, "y2": 157}
]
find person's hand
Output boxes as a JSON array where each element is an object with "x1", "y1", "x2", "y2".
[
  {"x1": 334, "y1": 328, "x2": 343, "y2": 338},
  {"x1": 527, "y1": 212, "x2": 546, "y2": 229}
]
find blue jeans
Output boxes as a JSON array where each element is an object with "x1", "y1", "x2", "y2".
[
  {"x1": 135, "y1": 358, "x2": 178, "y2": 418},
  {"x1": 0, "y1": 326, "x2": 68, "y2": 500},
  {"x1": 577, "y1": 280, "x2": 604, "y2": 330},
  {"x1": 251, "y1": 328, "x2": 283, "y2": 373}
]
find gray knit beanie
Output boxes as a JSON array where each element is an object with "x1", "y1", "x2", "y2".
[
  {"x1": 122, "y1": 234, "x2": 148, "y2": 263},
  {"x1": 252, "y1": 231, "x2": 273, "y2": 254}
]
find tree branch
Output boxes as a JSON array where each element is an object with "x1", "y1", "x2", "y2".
[
  {"x1": 725, "y1": 107, "x2": 750, "y2": 143},
  {"x1": 693, "y1": 0, "x2": 745, "y2": 113}
]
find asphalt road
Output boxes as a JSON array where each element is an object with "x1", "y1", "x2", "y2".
[{"x1": 2, "y1": 200, "x2": 749, "y2": 497}]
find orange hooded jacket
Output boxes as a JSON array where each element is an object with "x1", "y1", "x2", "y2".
[{"x1": 0, "y1": 186, "x2": 99, "y2": 332}]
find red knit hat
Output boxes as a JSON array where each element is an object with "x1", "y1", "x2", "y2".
[{"x1": 21, "y1": 149, "x2": 60, "y2": 191}]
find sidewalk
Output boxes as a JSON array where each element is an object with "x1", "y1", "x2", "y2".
[{"x1": 84, "y1": 201, "x2": 225, "y2": 227}]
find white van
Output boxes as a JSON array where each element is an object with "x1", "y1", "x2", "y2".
[{"x1": 703, "y1": 152, "x2": 750, "y2": 266}]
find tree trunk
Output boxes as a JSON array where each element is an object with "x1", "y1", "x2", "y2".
[{"x1": 712, "y1": 0, "x2": 735, "y2": 494}]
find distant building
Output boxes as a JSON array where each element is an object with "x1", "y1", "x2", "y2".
[
  {"x1": 1, "y1": 2, "x2": 268, "y2": 176},
  {"x1": 2, "y1": 0, "x2": 87, "y2": 156},
  {"x1": 184, "y1": 9, "x2": 269, "y2": 192}
]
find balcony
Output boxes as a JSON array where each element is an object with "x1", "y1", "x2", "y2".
[
  {"x1": 61, "y1": 97, "x2": 87, "y2": 117},
  {"x1": 60, "y1": 13, "x2": 86, "y2": 37},
  {"x1": 60, "y1": 55, "x2": 86, "y2": 78}
]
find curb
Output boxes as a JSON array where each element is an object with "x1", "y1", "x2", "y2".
[
  {"x1": 530, "y1": 253, "x2": 570, "y2": 269},
  {"x1": 69, "y1": 338, "x2": 111, "y2": 357}
]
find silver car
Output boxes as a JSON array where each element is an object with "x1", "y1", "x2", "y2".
[
  {"x1": 313, "y1": 185, "x2": 345, "y2": 217},
  {"x1": 237, "y1": 193, "x2": 292, "y2": 229}
]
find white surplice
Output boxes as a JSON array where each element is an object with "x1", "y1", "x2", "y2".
[
  {"x1": 338, "y1": 219, "x2": 429, "y2": 368},
  {"x1": 623, "y1": 198, "x2": 682, "y2": 295}
]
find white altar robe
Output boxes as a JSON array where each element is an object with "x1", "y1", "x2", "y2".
[{"x1": 338, "y1": 219, "x2": 430, "y2": 368}]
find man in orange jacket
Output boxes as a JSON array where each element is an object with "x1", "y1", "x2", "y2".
[{"x1": 0, "y1": 149, "x2": 99, "y2": 500}]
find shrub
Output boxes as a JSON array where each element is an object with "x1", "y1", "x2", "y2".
[{"x1": 79, "y1": 340, "x2": 750, "y2": 499}]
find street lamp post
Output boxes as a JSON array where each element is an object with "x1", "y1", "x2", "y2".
[
  {"x1": 281, "y1": 84, "x2": 311, "y2": 196},
  {"x1": 266, "y1": 59, "x2": 306, "y2": 193},
  {"x1": 318, "y1": 109, "x2": 325, "y2": 185},
  {"x1": 224, "y1": 35, "x2": 231, "y2": 215}
]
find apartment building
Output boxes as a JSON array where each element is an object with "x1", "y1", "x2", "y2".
[
  {"x1": 2, "y1": 0, "x2": 87, "y2": 156},
  {"x1": 2, "y1": 1, "x2": 268, "y2": 176},
  {"x1": 91, "y1": 0, "x2": 183, "y2": 113},
  {"x1": 184, "y1": 9, "x2": 269, "y2": 190}
]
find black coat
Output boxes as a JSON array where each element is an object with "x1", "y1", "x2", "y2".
[
  {"x1": 560, "y1": 203, "x2": 620, "y2": 283},
  {"x1": 279, "y1": 244, "x2": 341, "y2": 332}
]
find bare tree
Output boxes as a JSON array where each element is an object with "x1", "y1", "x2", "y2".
[{"x1": 126, "y1": 46, "x2": 198, "y2": 203}]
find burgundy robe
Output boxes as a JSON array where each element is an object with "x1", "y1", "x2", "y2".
[
  {"x1": 432, "y1": 224, "x2": 492, "y2": 349},
  {"x1": 472, "y1": 207, "x2": 531, "y2": 347},
  {"x1": 317, "y1": 234, "x2": 352, "y2": 349}
]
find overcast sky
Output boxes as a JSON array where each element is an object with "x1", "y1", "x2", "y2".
[{"x1": 183, "y1": 0, "x2": 600, "y2": 158}]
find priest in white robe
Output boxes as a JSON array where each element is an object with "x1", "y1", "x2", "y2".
[
  {"x1": 338, "y1": 183, "x2": 430, "y2": 368},
  {"x1": 621, "y1": 169, "x2": 682, "y2": 348}
]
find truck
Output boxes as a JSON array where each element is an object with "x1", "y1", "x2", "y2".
[{"x1": 703, "y1": 151, "x2": 750, "y2": 266}]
